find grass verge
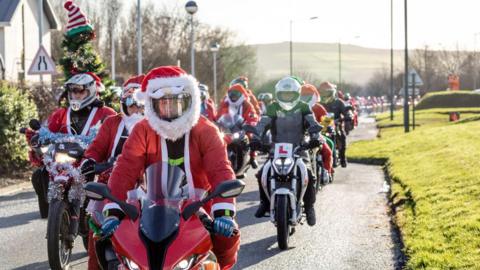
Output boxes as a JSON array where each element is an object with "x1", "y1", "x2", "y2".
[{"x1": 348, "y1": 109, "x2": 480, "y2": 269}]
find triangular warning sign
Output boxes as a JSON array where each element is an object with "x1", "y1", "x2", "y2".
[{"x1": 28, "y1": 45, "x2": 57, "y2": 75}]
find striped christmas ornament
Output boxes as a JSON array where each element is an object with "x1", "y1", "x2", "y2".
[{"x1": 63, "y1": 0, "x2": 94, "y2": 37}]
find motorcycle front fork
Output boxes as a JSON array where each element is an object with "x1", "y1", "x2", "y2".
[{"x1": 68, "y1": 199, "x2": 82, "y2": 241}]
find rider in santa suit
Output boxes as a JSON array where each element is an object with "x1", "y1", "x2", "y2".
[
  {"x1": 100, "y1": 66, "x2": 241, "y2": 270},
  {"x1": 217, "y1": 83, "x2": 259, "y2": 168},
  {"x1": 47, "y1": 72, "x2": 116, "y2": 135},
  {"x1": 199, "y1": 83, "x2": 217, "y2": 122},
  {"x1": 80, "y1": 74, "x2": 145, "y2": 270},
  {"x1": 300, "y1": 84, "x2": 333, "y2": 176}
]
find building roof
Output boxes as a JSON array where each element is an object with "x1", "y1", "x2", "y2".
[{"x1": 0, "y1": 0, "x2": 59, "y2": 29}]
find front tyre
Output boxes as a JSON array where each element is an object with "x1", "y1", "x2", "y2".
[
  {"x1": 276, "y1": 195, "x2": 290, "y2": 250},
  {"x1": 47, "y1": 200, "x2": 72, "y2": 270}
]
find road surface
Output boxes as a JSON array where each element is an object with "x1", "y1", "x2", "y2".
[{"x1": 0, "y1": 116, "x2": 402, "y2": 269}]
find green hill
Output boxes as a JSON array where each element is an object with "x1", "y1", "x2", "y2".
[{"x1": 252, "y1": 42, "x2": 404, "y2": 84}]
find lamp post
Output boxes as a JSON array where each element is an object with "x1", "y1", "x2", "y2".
[
  {"x1": 137, "y1": 0, "x2": 142, "y2": 75},
  {"x1": 390, "y1": 0, "x2": 394, "y2": 120},
  {"x1": 210, "y1": 42, "x2": 220, "y2": 104},
  {"x1": 185, "y1": 1, "x2": 198, "y2": 77},
  {"x1": 403, "y1": 0, "x2": 409, "y2": 133},
  {"x1": 289, "y1": 16, "x2": 318, "y2": 75}
]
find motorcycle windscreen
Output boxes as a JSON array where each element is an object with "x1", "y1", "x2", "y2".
[
  {"x1": 217, "y1": 114, "x2": 244, "y2": 132},
  {"x1": 141, "y1": 162, "x2": 187, "y2": 243}
]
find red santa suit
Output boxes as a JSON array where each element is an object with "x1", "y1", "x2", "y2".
[
  {"x1": 84, "y1": 74, "x2": 145, "y2": 270},
  {"x1": 217, "y1": 84, "x2": 259, "y2": 126},
  {"x1": 201, "y1": 97, "x2": 217, "y2": 122},
  {"x1": 47, "y1": 105, "x2": 116, "y2": 135},
  {"x1": 105, "y1": 66, "x2": 240, "y2": 270},
  {"x1": 301, "y1": 84, "x2": 333, "y2": 173}
]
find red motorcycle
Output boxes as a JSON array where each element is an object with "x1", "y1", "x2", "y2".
[{"x1": 84, "y1": 162, "x2": 245, "y2": 270}]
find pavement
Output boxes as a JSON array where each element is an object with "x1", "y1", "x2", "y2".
[{"x1": 0, "y1": 116, "x2": 402, "y2": 270}]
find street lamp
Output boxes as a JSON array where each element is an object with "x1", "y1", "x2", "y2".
[
  {"x1": 137, "y1": 0, "x2": 142, "y2": 75},
  {"x1": 390, "y1": 0, "x2": 394, "y2": 120},
  {"x1": 210, "y1": 42, "x2": 220, "y2": 104},
  {"x1": 290, "y1": 16, "x2": 318, "y2": 75},
  {"x1": 185, "y1": 1, "x2": 198, "y2": 77},
  {"x1": 403, "y1": 0, "x2": 409, "y2": 133}
]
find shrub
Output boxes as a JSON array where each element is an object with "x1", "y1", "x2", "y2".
[
  {"x1": 416, "y1": 91, "x2": 480, "y2": 110},
  {"x1": 0, "y1": 83, "x2": 38, "y2": 173}
]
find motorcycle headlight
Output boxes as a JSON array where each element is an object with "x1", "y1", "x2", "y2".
[
  {"x1": 40, "y1": 146, "x2": 49, "y2": 154},
  {"x1": 125, "y1": 258, "x2": 140, "y2": 270},
  {"x1": 273, "y1": 158, "x2": 294, "y2": 176},
  {"x1": 174, "y1": 255, "x2": 197, "y2": 270},
  {"x1": 232, "y1": 132, "x2": 240, "y2": 140},
  {"x1": 54, "y1": 152, "x2": 77, "y2": 164}
]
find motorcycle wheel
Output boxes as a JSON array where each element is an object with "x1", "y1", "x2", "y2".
[
  {"x1": 31, "y1": 168, "x2": 49, "y2": 218},
  {"x1": 47, "y1": 200, "x2": 72, "y2": 270},
  {"x1": 276, "y1": 195, "x2": 290, "y2": 250}
]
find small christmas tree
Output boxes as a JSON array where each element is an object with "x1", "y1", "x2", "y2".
[{"x1": 59, "y1": 1, "x2": 118, "y2": 110}]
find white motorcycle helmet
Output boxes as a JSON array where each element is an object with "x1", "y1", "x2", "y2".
[
  {"x1": 275, "y1": 76, "x2": 302, "y2": 111},
  {"x1": 64, "y1": 73, "x2": 102, "y2": 111}
]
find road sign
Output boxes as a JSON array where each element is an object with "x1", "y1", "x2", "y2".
[
  {"x1": 399, "y1": 87, "x2": 420, "y2": 96},
  {"x1": 408, "y1": 69, "x2": 423, "y2": 87},
  {"x1": 28, "y1": 45, "x2": 57, "y2": 75}
]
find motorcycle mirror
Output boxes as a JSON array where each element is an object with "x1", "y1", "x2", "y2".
[
  {"x1": 207, "y1": 180, "x2": 246, "y2": 200},
  {"x1": 84, "y1": 182, "x2": 108, "y2": 201},
  {"x1": 182, "y1": 180, "x2": 246, "y2": 220},
  {"x1": 84, "y1": 182, "x2": 139, "y2": 220},
  {"x1": 29, "y1": 119, "x2": 41, "y2": 131}
]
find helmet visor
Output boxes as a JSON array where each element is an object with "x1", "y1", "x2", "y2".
[
  {"x1": 228, "y1": 90, "x2": 243, "y2": 102},
  {"x1": 152, "y1": 93, "x2": 192, "y2": 121},
  {"x1": 300, "y1": 94, "x2": 313, "y2": 103},
  {"x1": 66, "y1": 84, "x2": 88, "y2": 95},
  {"x1": 277, "y1": 91, "x2": 299, "y2": 103}
]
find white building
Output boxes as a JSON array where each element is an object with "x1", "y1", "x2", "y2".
[{"x1": 0, "y1": 0, "x2": 59, "y2": 84}]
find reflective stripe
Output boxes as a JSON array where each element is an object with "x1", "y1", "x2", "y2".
[
  {"x1": 184, "y1": 132, "x2": 196, "y2": 198},
  {"x1": 211, "y1": 202, "x2": 236, "y2": 216},
  {"x1": 102, "y1": 202, "x2": 121, "y2": 213},
  {"x1": 160, "y1": 137, "x2": 169, "y2": 198},
  {"x1": 110, "y1": 120, "x2": 125, "y2": 159},
  {"x1": 66, "y1": 107, "x2": 98, "y2": 135}
]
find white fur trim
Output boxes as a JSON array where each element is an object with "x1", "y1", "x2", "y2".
[
  {"x1": 144, "y1": 75, "x2": 201, "y2": 141},
  {"x1": 146, "y1": 75, "x2": 197, "y2": 94},
  {"x1": 211, "y1": 202, "x2": 236, "y2": 216},
  {"x1": 123, "y1": 83, "x2": 141, "y2": 91},
  {"x1": 103, "y1": 202, "x2": 122, "y2": 213},
  {"x1": 134, "y1": 91, "x2": 147, "y2": 103}
]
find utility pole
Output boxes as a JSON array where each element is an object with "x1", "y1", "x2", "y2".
[
  {"x1": 137, "y1": 0, "x2": 142, "y2": 75},
  {"x1": 390, "y1": 0, "x2": 394, "y2": 120},
  {"x1": 403, "y1": 0, "x2": 409, "y2": 133}
]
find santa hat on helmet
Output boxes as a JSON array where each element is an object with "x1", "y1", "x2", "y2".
[
  {"x1": 140, "y1": 66, "x2": 200, "y2": 140},
  {"x1": 64, "y1": 1, "x2": 94, "y2": 38},
  {"x1": 84, "y1": 72, "x2": 104, "y2": 92},
  {"x1": 318, "y1": 82, "x2": 337, "y2": 92},
  {"x1": 301, "y1": 84, "x2": 320, "y2": 107},
  {"x1": 122, "y1": 74, "x2": 145, "y2": 102},
  {"x1": 226, "y1": 83, "x2": 248, "y2": 106}
]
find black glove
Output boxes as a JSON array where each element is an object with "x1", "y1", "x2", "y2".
[
  {"x1": 249, "y1": 137, "x2": 263, "y2": 151},
  {"x1": 80, "y1": 158, "x2": 96, "y2": 177}
]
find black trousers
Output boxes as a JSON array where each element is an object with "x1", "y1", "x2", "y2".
[
  {"x1": 256, "y1": 164, "x2": 316, "y2": 210},
  {"x1": 336, "y1": 127, "x2": 347, "y2": 162}
]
